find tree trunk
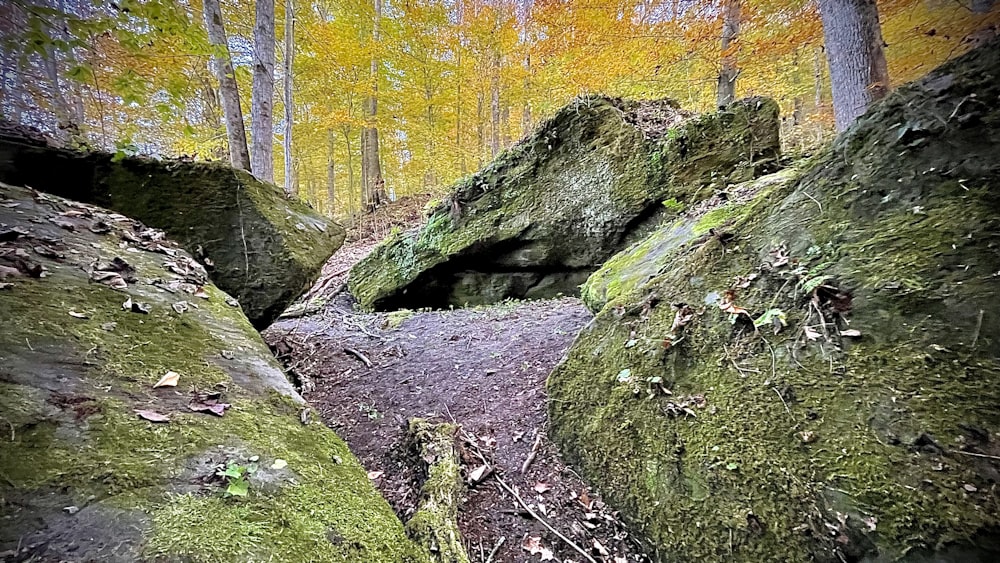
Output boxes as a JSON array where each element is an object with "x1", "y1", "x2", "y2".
[
  {"x1": 251, "y1": 0, "x2": 276, "y2": 182},
  {"x1": 817, "y1": 0, "x2": 889, "y2": 132},
  {"x1": 282, "y1": 0, "x2": 295, "y2": 196},
  {"x1": 490, "y1": 52, "x2": 501, "y2": 158},
  {"x1": 202, "y1": 0, "x2": 251, "y2": 171},
  {"x1": 716, "y1": 0, "x2": 740, "y2": 108},
  {"x1": 326, "y1": 129, "x2": 336, "y2": 214},
  {"x1": 343, "y1": 128, "x2": 356, "y2": 218},
  {"x1": 476, "y1": 89, "x2": 485, "y2": 169},
  {"x1": 362, "y1": 0, "x2": 385, "y2": 212}
]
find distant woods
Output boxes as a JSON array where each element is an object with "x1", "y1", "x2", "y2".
[{"x1": 0, "y1": 0, "x2": 996, "y2": 218}]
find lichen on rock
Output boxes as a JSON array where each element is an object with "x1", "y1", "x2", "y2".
[
  {"x1": 0, "y1": 184, "x2": 426, "y2": 562},
  {"x1": 0, "y1": 135, "x2": 345, "y2": 328},
  {"x1": 350, "y1": 95, "x2": 781, "y2": 311},
  {"x1": 547, "y1": 40, "x2": 1000, "y2": 562}
]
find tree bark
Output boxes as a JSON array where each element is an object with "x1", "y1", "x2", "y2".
[
  {"x1": 490, "y1": 52, "x2": 501, "y2": 158},
  {"x1": 282, "y1": 0, "x2": 295, "y2": 196},
  {"x1": 251, "y1": 0, "x2": 276, "y2": 182},
  {"x1": 326, "y1": 129, "x2": 336, "y2": 214},
  {"x1": 716, "y1": 0, "x2": 740, "y2": 108},
  {"x1": 202, "y1": 0, "x2": 251, "y2": 171},
  {"x1": 361, "y1": 0, "x2": 385, "y2": 212},
  {"x1": 817, "y1": 0, "x2": 889, "y2": 132}
]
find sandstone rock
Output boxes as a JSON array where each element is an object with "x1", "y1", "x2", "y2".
[
  {"x1": 548, "y1": 41, "x2": 1000, "y2": 562},
  {"x1": 0, "y1": 137, "x2": 344, "y2": 328},
  {"x1": 0, "y1": 183, "x2": 425, "y2": 562},
  {"x1": 350, "y1": 96, "x2": 780, "y2": 311}
]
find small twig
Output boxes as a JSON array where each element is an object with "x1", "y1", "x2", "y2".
[
  {"x1": 344, "y1": 347, "x2": 373, "y2": 368},
  {"x1": 521, "y1": 430, "x2": 543, "y2": 474},
  {"x1": 484, "y1": 536, "x2": 506, "y2": 563},
  {"x1": 772, "y1": 387, "x2": 792, "y2": 416},
  {"x1": 493, "y1": 476, "x2": 599, "y2": 563},
  {"x1": 971, "y1": 309, "x2": 984, "y2": 349},
  {"x1": 802, "y1": 191, "x2": 823, "y2": 213},
  {"x1": 952, "y1": 450, "x2": 1000, "y2": 461}
]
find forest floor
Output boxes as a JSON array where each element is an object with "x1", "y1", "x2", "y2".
[{"x1": 262, "y1": 202, "x2": 651, "y2": 563}]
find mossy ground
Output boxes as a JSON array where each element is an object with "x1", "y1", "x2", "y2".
[{"x1": 549, "y1": 42, "x2": 1000, "y2": 562}]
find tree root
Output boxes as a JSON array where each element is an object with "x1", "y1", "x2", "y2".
[{"x1": 406, "y1": 418, "x2": 471, "y2": 563}]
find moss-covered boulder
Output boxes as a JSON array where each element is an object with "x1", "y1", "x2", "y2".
[
  {"x1": 350, "y1": 96, "x2": 779, "y2": 311},
  {"x1": 547, "y1": 42, "x2": 1000, "y2": 562},
  {"x1": 0, "y1": 183, "x2": 426, "y2": 562},
  {"x1": 0, "y1": 134, "x2": 344, "y2": 328}
]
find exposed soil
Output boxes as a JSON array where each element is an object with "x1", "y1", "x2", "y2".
[{"x1": 265, "y1": 239, "x2": 652, "y2": 563}]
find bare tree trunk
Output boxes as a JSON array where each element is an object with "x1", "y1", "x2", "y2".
[
  {"x1": 326, "y1": 129, "x2": 336, "y2": 213},
  {"x1": 476, "y1": 89, "x2": 485, "y2": 169},
  {"x1": 203, "y1": 0, "x2": 250, "y2": 171},
  {"x1": 716, "y1": 0, "x2": 740, "y2": 108},
  {"x1": 251, "y1": 0, "x2": 276, "y2": 181},
  {"x1": 814, "y1": 46, "x2": 824, "y2": 110},
  {"x1": 361, "y1": 0, "x2": 385, "y2": 211},
  {"x1": 817, "y1": 0, "x2": 889, "y2": 132},
  {"x1": 490, "y1": 52, "x2": 501, "y2": 157},
  {"x1": 343, "y1": 128, "x2": 356, "y2": 218},
  {"x1": 282, "y1": 0, "x2": 295, "y2": 196}
]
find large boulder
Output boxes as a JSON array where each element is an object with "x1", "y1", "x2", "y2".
[
  {"x1": 0, "y1": 183, "x2": 426, "y2": 562},
  {"x1": 350, "y1": 96, "x2": 780, "y2": 311},
  {"x1": 548, "y1": 42, "x2": 1000, "y2": 561},
  {"x1": 0, "y1": 131, "x2": 344, "y2": 328}
]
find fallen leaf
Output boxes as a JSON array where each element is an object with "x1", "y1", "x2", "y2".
[
  {"x1": 172, "y1": 301, "x2": 189, "y2": 314},
  {"x1": 840, "y1": 329, "x2": 862, "y2": 338},
  {"x1": 592, "y1": 539, "x2": 610, "y2": 557},
  {"x1": 468, "y1": 464, "x2": 490, "y2": 483},
  {"x1": 271, "y1": 459, "x2": 288, "y2": 470},
  {"x1": 153, "y1": 371, "x2": 180, "y2": 388},
  {"x1": 963, "y1": 483, "x2": 978, "y2": 493},
  {"x1": 101, "y1": 322, "x2": 117, "y2": 331},
  {"x1": 367, "y1": 470, "x2": 384, "y2": 480},
  {"x1": 719, "y1": 289, "x2": 750, "y2": 318},
  {"x1": 68, "y1": 310, "x2": 89, "y2": 319},
  {"x1": 193, "y1": 286, "x2": 210, "y2": 299},
  {"x1": 578, "y1": 490, "x2": 593, "y2": 509},
  {"x1": 533, "y1": 482, "x2": 552, "y2": 494},
  {"x1": 521, "y1": 536, "x2": 554, "y2": 560},
  {"x1": 188, "y1": 401, "x2": 230, "y2": 416},
  {"x1": 804, "y1": 326, "x2": 821, "y2": 341},
  {"x1": 135, "y1": 409, "x2": 170, "y2": 423}
]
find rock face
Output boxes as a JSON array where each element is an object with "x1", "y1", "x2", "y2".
[
  {"x1": 0, "y1": 133, "x2": 345, "y2": 328},
  {"x1": 548, "y1": 42, "x2": 1000, "y2": 562},
  {"x1": 350, "y1": 96, "x2": 780, "y2": 311},
  {"x1": 0, "y1": 183, "x2": 426, "y2": 562}
]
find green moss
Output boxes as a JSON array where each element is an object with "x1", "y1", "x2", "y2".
[
  {"x1": 405, "y1": 420, "x2": 468, "y2": 563},
  {"x1": 385, "y1": 309, "x2": 416, "y2": 329}
]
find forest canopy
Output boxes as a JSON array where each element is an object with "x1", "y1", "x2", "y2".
[{"x1": 0, "y1": 0, "x2": 996, "y2": 217}]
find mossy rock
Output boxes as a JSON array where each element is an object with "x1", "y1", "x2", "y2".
[
  {"x1": 0, "y1": 183, "x2": 427, "y2": 562},
  {"x1": 0, "y1": 138, "x2": 345, "y2": 328},
  {"x1": 548, "y1": 40, "x2": 1000, "y2": 562},
  {"x1": 349, "y1": 95, "x2": 780, "y2": 311}
]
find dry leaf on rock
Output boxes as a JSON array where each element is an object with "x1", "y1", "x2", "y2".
[
  {"x1": 521, "y1": 536, "x2": 554, "y2": 560},
  {"x1": 153, "y1": 371, "x2": 180, "y2": 388},
  {"x1": 135, "y1": 409, "x2": 170, "y2": 423},
  {"x1": 92, "y1": 270, "x2": 128, "y2": 290}
]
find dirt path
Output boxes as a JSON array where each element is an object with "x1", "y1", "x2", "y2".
[{"x1": 264, "y1": 246, "x2": 651, "y2": 563}]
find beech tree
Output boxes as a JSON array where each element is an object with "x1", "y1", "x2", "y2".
[
  {"x1": 817, "y1": 0, "x2": 890, "y2": 131},
  {"x1": 716, "y1": 0, "x2": 741, "y2": 108},
  {"x1": 202, "y1": 0, "x2": 251, "y2": 171},
  {"x1": 361, "y1": 0, "x2": 385, "y2": 211},
  {"x1": 252, "y1": 0, "x2": 276, "y2": 182},
  {"x1": 283, "y1": 0, "x2": 296, "y2": 196}
]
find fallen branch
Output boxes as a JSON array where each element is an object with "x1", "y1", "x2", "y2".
[
  {"x1": 344, "y1": 347, "x2": 373, "y2": 368},
  {"x1": 484, "y1": 536, "x2": 505, "y2": 563},
  {"x1": 952, "y1": 449, "x2": 1000, "y2": 461},
  {"x1": 406, "y1": 419, "x2": 471, "y2": 563},
  {"x1": 493, "y1": 475, "x2": 598, "y2": 563},
  {"x1": 521, "y1": 430, "x2": 543, "y2": 474}
]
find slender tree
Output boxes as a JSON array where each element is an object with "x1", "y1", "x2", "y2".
[
  {"x1": 202, "y1": 0, "x2": 251, "y2": 171},
  {"x1": 716, "y1": 0, "x2": 741, "y2": 108},
  {"x1": 817, "y1": 0, "x2": 889, "y2": 131},
  {"x1": 252, "y1": 0, "x2": 276, "y2": 182},
  {"x1": 361, "y1": 0, "x2": 385, "y2": 211},
  {"x1": 283, "y1": 0, "x2": 295, "y2": 196}
]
